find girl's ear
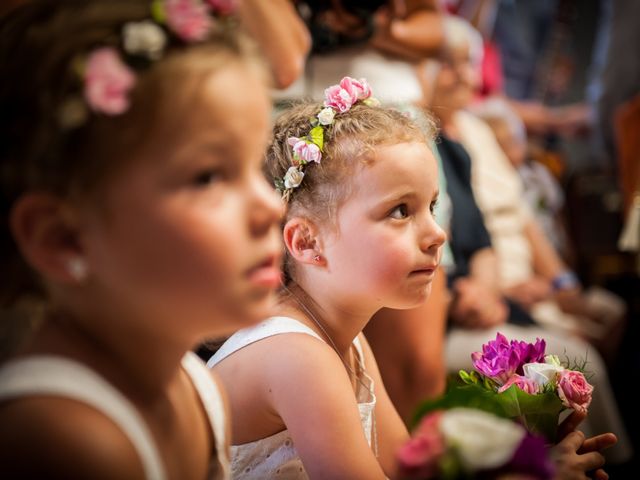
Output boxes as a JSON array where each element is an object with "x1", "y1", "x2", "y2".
[
  {"x1": 282, "y1": 217, "x2": 325, "y2": 266},
  {"x1": 9, "y1": 193, "x2": 89, "y2": 284}
]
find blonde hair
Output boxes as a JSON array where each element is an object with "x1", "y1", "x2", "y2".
[{"x1": 265, "y1": 101, "x2": 436, "y2": 281}]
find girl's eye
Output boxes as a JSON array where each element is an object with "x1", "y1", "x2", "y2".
[
  {"x1": 192, "y1": 169, "x2": 222, "y2": 187},
  {"x1": 429, "y1": 200, "x2": 439, "y2": 215},
  {"x1": 389, "y1": 204, "x2": 409, "y2": 219}
]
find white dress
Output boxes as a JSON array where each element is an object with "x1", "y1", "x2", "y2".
[
  {"x1": 0, "y1": 352, "x2": 230, "y2": 480},
  {"x1": 207, "y1": 316, "x2": 377, "y2": 479}
]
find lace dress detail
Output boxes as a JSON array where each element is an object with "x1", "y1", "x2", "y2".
[
  {"x1": 0, "y1": 352, "x2": 229, "y2": 480},
  {"x1": 207, "y1": 316, "x2": 376, "y2": 479}
]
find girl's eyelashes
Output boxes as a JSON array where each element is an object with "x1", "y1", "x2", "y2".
[
  {"x1": 389, "y1": 204, "x2": 409, "y2": 219},
  {"x1": 429, "y1": 199, "x2": 439, "y2": 215},
  {"x1": 191, "y1": 168, "x2": 223, "y2": 187}
]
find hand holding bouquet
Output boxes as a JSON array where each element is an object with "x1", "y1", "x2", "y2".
[{"x1": 397, "y1": 407, "x2": 554, "y2": 479}]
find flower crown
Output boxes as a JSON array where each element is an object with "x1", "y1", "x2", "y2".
[
  {"x1": 58, "y1": 0, "x2": 237, "y2": 129},
  {"x1": 275, "y1": 76, "x2": 380, "y2": 203}
]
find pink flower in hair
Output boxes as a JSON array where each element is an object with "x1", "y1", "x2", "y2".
[
  {"x1": 207, "y1": 0, "x2": 237, "y2": 15},
  {"x1": 340, "y1": 76, "x2": 372, "y2": 101},
  {"x1": 164, "y1": 0, "x2": 212, "y2": 42},
  {"x1": 287, "y1": 137, "x2": 322, "y2": 164},
  {"x1": 323, "y1": 84, "x2": 355, "y2": 113},
  {"x1": 84, "y1": 47, "x2": 136, "y2": 115}
]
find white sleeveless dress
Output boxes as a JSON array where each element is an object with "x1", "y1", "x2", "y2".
[
  {"x1": 0, "y1": 352, "x2": 230, "y2": 480},
  {"x1": 207, "y1": 316, "x2": 377, "y2": 479}
]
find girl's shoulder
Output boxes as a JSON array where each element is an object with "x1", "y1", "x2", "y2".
[
  {"x1": 207, "y1": 316, "x2": 326, "y2": 367},
  {"x1": 0, "y1": 391, "x2": 145, "y2": 478},
  {"x1": 210, "y1": 316, "x2": 346, "y2": 391},
  {"x1": 0, "y1": 353, "x2": 226, "y2": 480}
]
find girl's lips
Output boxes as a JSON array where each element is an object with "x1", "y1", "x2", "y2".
[
  {"x1": 247, "y1": 265, "x2": 282, "y2": 288},
  {"x1": 246, "y1": 254, "x2": 282, "y2": 288},
  {"x1": 410, "y1": 264, "x2": 438, "y2": 275}
]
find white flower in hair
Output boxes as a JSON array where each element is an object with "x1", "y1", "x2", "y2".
[
  {"x1": 317, "y1": 107, "x2": 335, "y2": 126},
  {"x1": 284, "y1": 166, "x2": 304, "y2": 189},
  {"x1": 123, "y1": 20, "x2": 168, "y2": 60}
]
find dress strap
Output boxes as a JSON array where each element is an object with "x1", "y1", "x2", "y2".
[
  {"x1": 181, "y1": 352, "x2": 230, "y2": 479},
  {"x1": 352, "y1": 336, "x2": 366, "y2": 368},
  {"x1": 0, "y1": 356, "x2": 166, "y2": 480},
  {"x1": 207, "y1": 316, "x2": 323, "y2": 367}
]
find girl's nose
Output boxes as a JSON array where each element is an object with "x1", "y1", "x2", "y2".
[
  {"x1": 250, "y1": 175, "x2": 284, "y2": 236},
  {"x1": 420, "y1": 216, "x2": 447, "y2": 252}
]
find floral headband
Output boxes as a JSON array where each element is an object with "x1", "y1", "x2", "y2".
[
  {"x1": 58, "y1": 0, "x2": 237, "y2": 129},
  {"x1": 275, "y1": 76, "x2": 380, "y2": 202}
]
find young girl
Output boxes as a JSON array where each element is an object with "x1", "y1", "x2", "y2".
[
  {"x1": 208, "y1": 77, "x2": 618, "y2": 479},
  {"x1": 0, "y1": 1, "x2": 282, "y2": 478}
]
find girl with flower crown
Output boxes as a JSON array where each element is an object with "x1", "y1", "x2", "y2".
[
  {"x1": 0, "y1": 1, "x2": 285, "y2": 478},
  {"x1": 208, "y1": 76, "x2": 618, "y2": 480}
]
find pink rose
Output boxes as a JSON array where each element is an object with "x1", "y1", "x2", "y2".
[
  {"x1": 557, "y1": 370, "x2": 593, "y2": 413},
  {"x1": 397, "y1": 411, "x2": 445, "y2": 479},
  {"x1": 323, "y1": 84, "x2": 355, "y2": 113},
  {"x1": 340, "y1": 76, "x2": 371, "y2": 101},
  {"x1": 498, "y1": 375, "x2": 540, "y2": 394},
  {"x1": 287, "y1": 137, "x2": 322, "y2": 164},
  {"x1": 165, "y1": 0, "x2": 212, "y2": 42},
  {"x1": 207, "y1": 0, "x2": 237, "y2": 15},
  {"x1": 84, "y1": 47, "x2": 136, "y2": 115}
]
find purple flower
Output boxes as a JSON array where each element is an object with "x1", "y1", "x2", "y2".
[
  {"x1": 471, "y1": 333, "x2": 546, "y2": 385},
  {"x1": 506, "y1": 432, "x2": 555, "y2": 479}
]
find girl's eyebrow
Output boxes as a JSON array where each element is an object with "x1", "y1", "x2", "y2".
[
  {"x1": 169, "y1": 140, "x2": 233, "y2": 164},
  {"x1": 377, "y1": 188, "x2": 440, "y2": 206},
  {"x1": 376, "y1": 191, "x2": 417, "y2": 206}
]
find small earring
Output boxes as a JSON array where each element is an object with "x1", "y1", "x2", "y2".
[
  {"x1": 313, "y1": 255, "x2": 322, "y2": 263},
  {"x1": 66, "y1": 257, "x2": 88, "y2": 282}
]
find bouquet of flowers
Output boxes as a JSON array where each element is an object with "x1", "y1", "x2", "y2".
[
  {"x1": 397, "y1": 407, "x2": 554, "y2": 479},
  {"x1": 415, "y1": 333, "x2": 594, "y2": 444}
]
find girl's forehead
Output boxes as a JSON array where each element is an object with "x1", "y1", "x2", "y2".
[{"x1": 350, "y1": 142, "x2": 437, "y2": 194}]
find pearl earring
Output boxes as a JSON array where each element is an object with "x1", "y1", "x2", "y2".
[{"x1": 66, "y1": 257, "x2": 88, "y2": 282}]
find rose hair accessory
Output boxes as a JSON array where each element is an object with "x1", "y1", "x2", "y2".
[
  {"x1": 58, "y1": 0, "x2": 238, "y2": 129},
  {"x1": 275, "y1": 76, "x2": 380, "y2": 203}
]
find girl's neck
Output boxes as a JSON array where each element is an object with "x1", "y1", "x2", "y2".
[
  {"x1": 21, "y1": 310, "x2": 188, "y2": 404},
  {"x1": 281, "y1": 282, "x2": 374, "y2": 357}
]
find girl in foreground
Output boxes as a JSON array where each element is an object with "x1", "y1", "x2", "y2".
[{"x1": 0, "y1": 1, "x2": 282, "y2": 478}]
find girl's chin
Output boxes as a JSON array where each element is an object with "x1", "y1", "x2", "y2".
[{"x1": 386, "y1": 286, "x2": 433, "y2": 310}]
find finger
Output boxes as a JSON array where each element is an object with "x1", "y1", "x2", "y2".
[
  {"x1": 557, "y1": 411, "x2": 586, "y2": 440},
  {"x1": 555, "y1": 430, "x2": 585, "y2": 452},
  {"x1": 593, "y1": 468, "x2": 609, "y2": 480},
  {"x1": 577, "y1": 451, "x2": 605, "y2": 471},
  {"x1": 579, "y1": 433, "x2": 617, "y2": 454}
]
